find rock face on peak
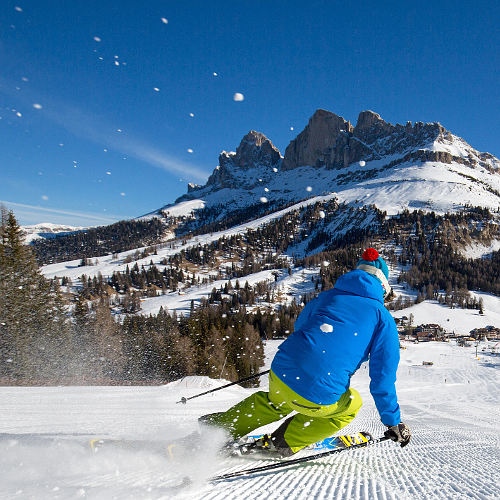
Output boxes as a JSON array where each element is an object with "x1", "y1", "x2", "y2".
[
  {"x1": 205, "y1": 131, "x2": 281, "y2": 189},
  {"x1": 281, "y1": 110, "x2": 353, "y2": 171},
  {"x1": 353, "y1": 110, "x2": 394, "y2": 143},
  {"x1": 234, "y1": 131, "x2": 281, "y2": 169},
  {"x1": 281, "y1": 109, "x2": 455, "y2": 171}
]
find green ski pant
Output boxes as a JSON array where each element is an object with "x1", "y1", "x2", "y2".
[{"x1": 205, "y1": 370, "x2": 362, "y2": 454}]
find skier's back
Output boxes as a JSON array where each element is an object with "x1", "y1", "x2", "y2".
[{"x1": 200, "y1": 248, "x2": 411, "y2": 455}]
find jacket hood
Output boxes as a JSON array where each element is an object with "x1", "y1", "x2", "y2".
[{"x1": 333, "y1": 269, "x2": 385, "y2": 303}]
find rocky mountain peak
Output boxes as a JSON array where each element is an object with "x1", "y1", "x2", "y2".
[
  {"x1": 177, "y1": 108, "x2": 498, "y2": 208},
  {"x1": 281, "y1": 109, "x2": 353, "y2": 171},
  {"x1": 203, "y1": 131, "x2": 281, "y2": 190},
  {"x1": 280, "y1": 109, "x2": 460, "y2": 171},
  {"x1": 234, "y1": 130, "x2": 282, "y2": 169},
  {"x1": 353, "y1": 110, "x2": 394, "y2": 143}
]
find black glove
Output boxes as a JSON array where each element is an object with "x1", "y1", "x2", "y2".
[{"x1": 384, "y1": 423, "x2": 411, "y2": 447}]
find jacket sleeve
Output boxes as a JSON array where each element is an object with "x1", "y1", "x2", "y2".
[{"x1": 368, "y1": 310, "x2": 401, "y2": 426}]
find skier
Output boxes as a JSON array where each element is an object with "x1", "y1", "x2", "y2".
[{"x1": 200, "y1": 248, "x2": 411, "y2": 456}]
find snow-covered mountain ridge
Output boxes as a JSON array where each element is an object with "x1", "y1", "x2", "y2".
[
  {"x1": 155, "y1": 109, "x2": 499, "y2": 222},
  {"x1": 21, "y1": 223, "x2": 87, "y2": 244}
]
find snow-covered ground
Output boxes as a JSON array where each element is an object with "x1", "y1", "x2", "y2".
[
  {"x1": 1, "y1": 340, "x2": 499, "y2": 499},
  {"x1": 139, "y1": 270, "x2": 279, "y2": 316},
  {"x1": 391, "y1": 292, "x2": 500, "y2": 335}
]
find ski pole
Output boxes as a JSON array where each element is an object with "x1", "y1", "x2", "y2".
[{"x1": 176, "y1": 370, "x2": 270, "y2": 404}]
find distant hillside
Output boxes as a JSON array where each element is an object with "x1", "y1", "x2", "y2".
[{"x1": 33, "y1": 218, "x2": 166, "y2": 265}]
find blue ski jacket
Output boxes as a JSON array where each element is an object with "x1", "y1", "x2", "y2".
[{"x1": 271, "y1": 269, "x2": 401, "y2": 426}]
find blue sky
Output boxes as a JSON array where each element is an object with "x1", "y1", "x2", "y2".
[{"x1": 1, "y1": 0, "x2": 498, "y2": 226}]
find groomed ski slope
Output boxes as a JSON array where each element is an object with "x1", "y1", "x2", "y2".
[{"x1": 1, "y1": 340, "x2": 499, "y2": 499}]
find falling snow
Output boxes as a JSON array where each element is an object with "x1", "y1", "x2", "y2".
[
  {"x1": 233, "y1": 93, "x2": 244, "y2": 102},
  {"x1": 320, "y1": 323, "x2": 333, "y2": 333},
  {"x1": 359, "y1": 160, "x2": 366, "y2": 166}
]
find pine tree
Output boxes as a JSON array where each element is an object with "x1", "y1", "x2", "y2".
[
  {"x1": 478, "y1": 298, "x2": 485, "y2": 315},
  {"x1": 0, "y1": 209, "x2": 70, "y2": 382}
]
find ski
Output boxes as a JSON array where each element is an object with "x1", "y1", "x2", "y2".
[
  {"x1": 211, "y1": 434, "x2": 390, "y2": 481},
  {"x1": 234, "y1": 430, "x2": 373, "y2": 456},
  {"x1": 89, "y1": 431, "x2": 200, "y2": 460}
]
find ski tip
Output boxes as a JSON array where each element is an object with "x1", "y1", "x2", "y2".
[{"x1": 89, "y1": 438, "x2": 104, "y2": 452}]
